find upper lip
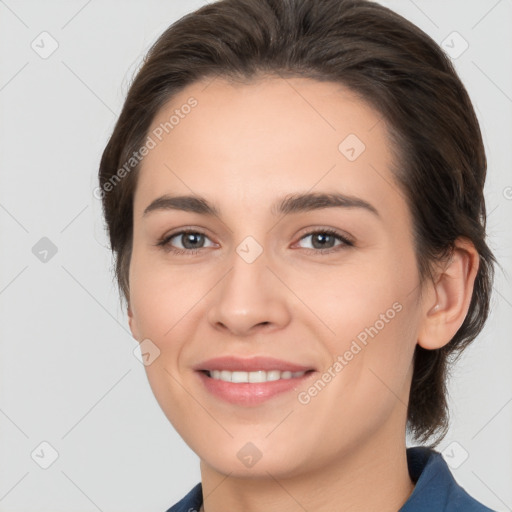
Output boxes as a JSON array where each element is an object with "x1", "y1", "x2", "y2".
[{"x1": 193, "y1": 356, "x2": 316, "y2": 373}]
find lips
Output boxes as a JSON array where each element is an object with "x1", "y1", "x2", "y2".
[
  {"x1": 193, "y1": 356, "x2": 317, "y2": 406},
  {"x1": 193, "y1": 355, "x2": 316, "y2": 373}
]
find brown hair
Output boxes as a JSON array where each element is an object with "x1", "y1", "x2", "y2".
[{"x1": 98, "y1": 0, "x2": 495, "y2": 446}]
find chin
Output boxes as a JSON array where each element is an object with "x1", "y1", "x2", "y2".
[{"x1": 197, "y1": 440, "x2": 310, "y2": 479}]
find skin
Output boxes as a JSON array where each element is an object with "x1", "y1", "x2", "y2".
[{"x1": 127, "y1": 76, "x2": 479, "y2": 512}]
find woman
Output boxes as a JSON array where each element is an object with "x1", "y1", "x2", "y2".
[{"x1": 98, "y1": 0, "x2": 496, "y2": 510}]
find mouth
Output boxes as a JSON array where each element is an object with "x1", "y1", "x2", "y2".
[
  {"x1": 193, "y1": 356, "x2": 317, "y2": 406},
  {"x1": 201, "y1": 369, "x2": 314, "y2": 383}
]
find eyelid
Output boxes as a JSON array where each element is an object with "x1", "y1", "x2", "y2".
[
  {"x1": 155, "y1": 227, "x2": 214, "y2": 251},
  {"x1": 155, "y1": 226, "x2": 355, "y2": 255},
  {"x1": 295, "y1": 226, "x2": 355, "y2": 246},
  {"x1": 292, "y1": 228, "x2": 354, "y2": 254}
]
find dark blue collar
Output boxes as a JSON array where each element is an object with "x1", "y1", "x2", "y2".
[
  {"x1": 166, "y1": 446, "x2": 495, "y2": 511},
  {"x1": 399, "y1": 446, "x2": 494, "y2": 511}
]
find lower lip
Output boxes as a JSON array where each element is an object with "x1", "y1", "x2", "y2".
[{"x1": 196, "y1": 371, "x2": 316, "y2": 406}]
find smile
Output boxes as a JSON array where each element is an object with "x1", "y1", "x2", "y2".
[
  {"x1": 206, "y1": 369, "x2": 309, "y2": 383},
  {"x1": 197, "y1": 368, "x2": 317, "y2": 406}
]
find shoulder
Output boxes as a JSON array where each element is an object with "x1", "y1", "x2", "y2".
[
  {"x1": 164, "y1": 483, "x2": 203, "y2": 512},
  {"x1": 400, "y1": 446, "x2": 496, "y2": 512}
]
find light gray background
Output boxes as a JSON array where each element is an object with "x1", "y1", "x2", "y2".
[{"x1": 0, "y1": 0, "x2": 511, "y2": 511}]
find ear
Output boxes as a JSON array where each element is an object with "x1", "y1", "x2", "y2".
[
  {"x1": 127, "y1": 302, "x2": 141, "y2": 342},
  {"x1": 417, "y1": 237, "x2": 480, "y2": 350}
]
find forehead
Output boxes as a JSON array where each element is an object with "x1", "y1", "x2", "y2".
[{"x1": 134, "y1": 76, "x2": 405, "y2": 221}]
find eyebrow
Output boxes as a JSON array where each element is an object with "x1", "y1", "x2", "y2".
[{"x1": 143, "y1": 191, "x2": 380, "y2": 218}]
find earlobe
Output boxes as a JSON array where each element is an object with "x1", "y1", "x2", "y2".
[{"x1": 417, "y1": 238, "x2": 479, "y2": 350}]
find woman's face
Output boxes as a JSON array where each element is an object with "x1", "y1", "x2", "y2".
[{"x1": 128, "y1": 76, "x2": 425, "y2": 477}]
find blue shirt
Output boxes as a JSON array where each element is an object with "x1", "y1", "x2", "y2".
[{"x1": 165, "y1": 446, "x2": 496, "y2": 511}]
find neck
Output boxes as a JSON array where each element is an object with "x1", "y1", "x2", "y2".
[{"x1": 199, "y1": 429, "x2": 415, "y2": 512}]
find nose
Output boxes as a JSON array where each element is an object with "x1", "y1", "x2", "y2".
[{"x1": 206, "y1": 246, "x2": 291, "y2": 337}]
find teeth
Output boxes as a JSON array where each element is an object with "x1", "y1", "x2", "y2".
[{"x1": 209, "y1": 369, "x2": 307, "y2": 383}]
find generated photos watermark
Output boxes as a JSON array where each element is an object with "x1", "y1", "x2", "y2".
[
  {"x1": 93, "y1": 96, "x2": 198, "y2": 200},
  {"x1": 297, "y1": 301, "x2": 403, "y2": 405}
]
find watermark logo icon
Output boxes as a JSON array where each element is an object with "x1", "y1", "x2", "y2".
[
  {"x1": 133, "y1": 339, "x2": 161, "y2": 366},
  {"x1": 442, "y1": 441, "x2": 469, "y2": 469},
  {"x1": 31, "y1": 32, "x2": 59, "y2": 59},
  {"x1": 338, "y1": 134, "x2": 366, "y2": 161},
  {"x1": 236, "y1": 236, "x2": 263, "y2": 264},
  {"x1": 237, "y1": 442, "x2": 263, "y2": 468},
  {"x1": 32, "y1": 237, "x2": 58, "y2": 263},
  {"x1": 31, "y1": 441, "x2": 59, "y2": 469},
  {"x1": 441, "y1": 31, "x2": 469, "y2": 59}
]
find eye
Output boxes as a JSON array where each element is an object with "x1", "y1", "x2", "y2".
[
  {"x1": 295, "y1": 228, "x2": 354, "y2": 254},
  {"x1": 155, "y1": 227, "x2": 354, "y2": 256},
  {"x1": 155, "y1": 229, "x2": 215, "y2": 255}
]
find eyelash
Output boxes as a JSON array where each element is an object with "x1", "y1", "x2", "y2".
[{"x1": 155, "y1": 228, "x2": 354, "y2": 256}]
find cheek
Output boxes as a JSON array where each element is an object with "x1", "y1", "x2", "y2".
[
  {"x1": 295, "y1": 294, "x2": 418, "y2": 458},
  {"x1": 129, "y1": 258, "x2": 207, "y2": 431},
  {"x1": 129, "y1": 250, "x2": 210, "y2": 341},
  {"x1": 308, "y1": 250, "x2": 417, "y2": 347},
  {"x1": 128, "y1": 253, "x2": 221, "y2": 406},
  {"x1": 308, "y1": 248, "x2": 419, "y2": 399}
]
